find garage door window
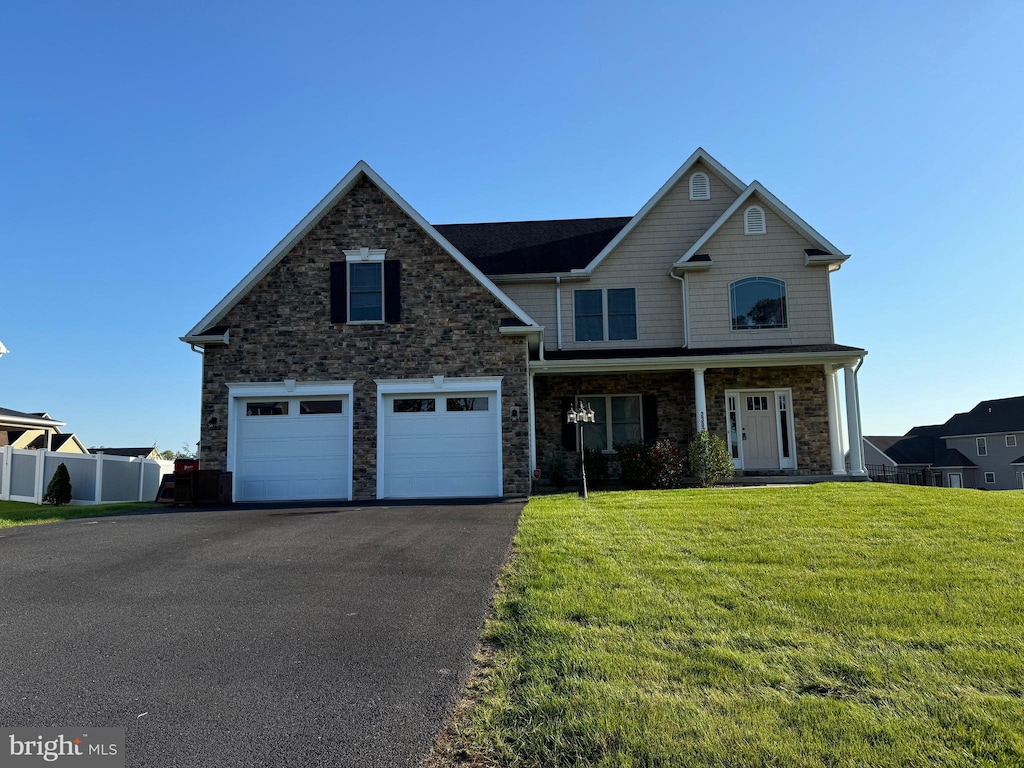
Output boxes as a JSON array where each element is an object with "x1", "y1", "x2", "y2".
[
  {"x1": 299, "y1": 400, "x2": 344, "y2": 414},
  {"x1": 447, "y1": 397, "x2": 488, "y2": 412},
  {"x1": 246, "y1": 402, "x2": 288, "y2": 416},
  {"x1": 393, "y1": 398, "x2": 436, "y2": 413}
]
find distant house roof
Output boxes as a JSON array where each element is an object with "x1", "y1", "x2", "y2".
[
  {"x1": 940, "y1": 396, "x2": 1024, "y2": 436},
  {"x1": 88, "y1": 447, "x2": 160, "y2": 459},
  {"x1": 1011, "y1": 455, "x2": 1024, "y2": 465},
  {"x1": 868, "y1": 426, "x2": 976, "y2": 468},
  {"x1": 435, "y1": 217, "x2": 631, "y2": 275}
]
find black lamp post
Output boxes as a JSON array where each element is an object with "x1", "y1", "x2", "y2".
[{"x1": 566, "y1": 401, "x2": 596, "y2": 498}]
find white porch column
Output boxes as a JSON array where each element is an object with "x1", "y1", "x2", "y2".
[
  {"x1": 693, "y1": 368, "x2": 708, "y2": 433},
  {"x1": 824, "y1": 366, "x2": 846, "y2": 475},
  {"x1": 844, "y1": 364, "x2": 867, "y2": 477}
]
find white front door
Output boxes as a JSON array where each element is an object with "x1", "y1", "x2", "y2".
[
  {"x1": 740, "y1": 393, "x2": 779, "y2": 470},
  {"x1": 379, "y1": 390, "x2": 501, "y2": 499},
  {"x1": 948, "y1": 472, "x2": 963, "y2": 488}
]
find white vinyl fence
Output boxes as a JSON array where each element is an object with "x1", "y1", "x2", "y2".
[{"x1": 0, "y1": 446, "x2": 174, "y2": 505}]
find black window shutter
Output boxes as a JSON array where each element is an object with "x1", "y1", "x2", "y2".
[
  {"x1": 330, "y1": 262, "x2": 347, "y2": 323},
  {"x1": 384, "y1": 261, "x2": 401, "y2": 323},
  {"x1": 561, "y1": 397, "x2": 576, "y2": 450},
  {"x1": 642, "y1": 394, "x2": 659, "y2": 444}
]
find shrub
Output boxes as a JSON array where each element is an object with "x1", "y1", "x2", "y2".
[
  {"x1": 543, "y1": 450, "x2": 568, "y2": 490},
  {"x1": 583, "y1": 447, "x2": 609, "y2": 489},
  {"x1": 688, "y1": 430, "x2": 735, "y2": 488},
  {"x1": 43, "y1": 462, "x2": 73, "y2": 506},
  {"x1": 618, "y1": 439, "x2": 688, "y2": 489}
]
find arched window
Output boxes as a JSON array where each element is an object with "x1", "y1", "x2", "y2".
[
  {"x1": 744, "y1": 205, "x2": 766, "y2": 234},
  {"x1": 689, "y1": 172, "x2": 710, "y2": 200},
  {"x1": 730, "y1": 277, "x2": 787, "y2": 330}
]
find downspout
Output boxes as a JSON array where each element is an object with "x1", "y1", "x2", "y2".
[
  {"x1": 669, "y1": 270, "x2": 688, "y2": 347},
  {"x1": 555, "y1": 276, "x2": 563, "y2": 349},
  {"x1": 188, "y1": 342, "x2": 204, "y2": 462}
]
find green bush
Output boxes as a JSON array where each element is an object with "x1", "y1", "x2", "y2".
[
  {"x1": 618, "y1": 439, "x2": 688, "y2": 489},
  {"x1": 43, "y1": 463, "x2": 73, "y2": 506},
  {"x1": 688, "y1": 430, "x2": 735, "y2": 487},
  {"x1": 543, "y1": 450, "x2": 568, "y2": 490},
  {"x1": 582, "y1": 447, "x2": 609, "y2": 489}
]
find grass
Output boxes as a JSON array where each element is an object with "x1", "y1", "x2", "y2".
[
  {"x1": 0, "y1": 500, "x2": 158, "y2": 528},
  {"x1": 445, "y1": 484, "x2": 1024, "y2": 767}
]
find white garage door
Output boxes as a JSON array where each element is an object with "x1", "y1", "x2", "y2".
[
  {"x1": 380, "y1": 391, "x2": 500, "y2": 498},
  {"x1": 235, "y1": 397, "x2": 351, "y2": 501}
]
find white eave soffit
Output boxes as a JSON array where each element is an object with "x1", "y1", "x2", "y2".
[{"x1": 184, "y1": 162, "x2": 539, "y2": 338}]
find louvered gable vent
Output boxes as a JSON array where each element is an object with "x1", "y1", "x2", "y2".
[
  {"x1": 744, "y1": 205, "x2": 766, "y2": 235},
  {"x1": 689, "y1": 172, "x2": 710, "y2": 200}
]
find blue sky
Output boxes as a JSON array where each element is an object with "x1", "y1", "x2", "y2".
[{"x1": 2, "y1": 0, "x2": 1022, "y2": 451}]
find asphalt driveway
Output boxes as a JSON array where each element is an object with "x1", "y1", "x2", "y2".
[{"x1": 0, "y1": 500, "x2": 524, "y2": 767}]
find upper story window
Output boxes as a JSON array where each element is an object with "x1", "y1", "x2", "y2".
[
  {"x1": 348, "y1": 262, "x2": 383, "y2": 322},
  {"x1": 730, "y1": 277, "x2": 787, "y2": 330},
  {"x1": 689, "y1": 172, "x2": 710, "y2": 200},
  {"x1": 744, "y1": 205, "x2": 766, "y2": 235},
  {"x1": 1007, "y1": 435, "x2": 1018, "y2": 448},
  {"x1": 574, "y1": 288, "x2": 637, "y2": 342},
  {"x1": 977, "y1": 437, "x2": 988, "y2": 456},
  {"x1": 331, "y1": 248, "x2": 401, "y2": 324}
]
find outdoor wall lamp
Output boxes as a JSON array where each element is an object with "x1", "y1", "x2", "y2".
[{"x1": 566, "y1": 401, "x2": 596, "y2": 498}]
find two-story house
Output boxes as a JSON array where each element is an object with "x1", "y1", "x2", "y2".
[
  {"x1": 865, "y1": 396, "x2": 1024, "y2": 490},
  {"x1": 182, "y1": 149, "x2": 868, "y2": 502}
]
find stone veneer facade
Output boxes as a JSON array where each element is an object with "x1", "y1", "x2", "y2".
[
  {"x1": 199, "y1": 175, "x2": 532, "y2": 499},
  {"x1": 533, "y1": 365, "x2": 831, "y2": 476}
]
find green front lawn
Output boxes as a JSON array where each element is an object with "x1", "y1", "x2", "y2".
[
  {"x1": 446, "y1": 485, "x2": 1024, "y2": 767},
  {"x1": 0, "y1": 500, "x2": 157, "y2": 528}
]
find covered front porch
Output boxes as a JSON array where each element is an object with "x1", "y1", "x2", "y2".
[{"x1": 526, "y1": 346, "x2": 867, "y2": 485}]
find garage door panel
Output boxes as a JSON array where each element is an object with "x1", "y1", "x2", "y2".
[
  {"x1": 235, "y1": 399, "x2": 350, "y2": 501},
  {"x1": 381, "y1": 391, "x2": 500, "y2": 499}
]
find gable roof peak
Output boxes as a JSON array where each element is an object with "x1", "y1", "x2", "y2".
[
  {"x1": 183, "y1": 161, "x2": 539, "y2": 340},
  {"x1": 574, "y1": 148, "x2": 746, "y2": 274}
]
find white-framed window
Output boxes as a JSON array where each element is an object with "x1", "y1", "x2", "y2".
[
  {"x1": 977, "y1": 437, "x2": 988, "y2": 456},
  {"x1": 730, "y1": 277, "x2": 787, "y2": 330},
  {"x1": 1007, "y1": 435, "x2": 1018, "y2": 448},
  {"x1": 344, "y1": 247, "x2": 387, "y2": 323},
  {"x1": 573, "y1": 288, "x2": 637, "y2": 342},
  {"x1": 689, "y1": 172, "x2": 710, "y2": 200},
  {"x1": 744, "y1": 205, "x2": 766, "y2": 235},
  {"x1": 985, "y1": 471, "x2": 996, "y2": 484},
  {"x1": 573, "y1": 395, "x2": 642, "y2": 451}
]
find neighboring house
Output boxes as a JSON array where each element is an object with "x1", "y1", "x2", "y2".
[
  {"x1": 0, "y1": 407, "x2": 88, "y2": 453},
  {"x1": 88, "y1": 447, "x2": 163, "y2": 460},
  {"x1": 865, "y1": 396, "x2": 1024, "y2": 490},
  {"x1": 182, "y1": 149, "x2": 868, "y2": 502}
]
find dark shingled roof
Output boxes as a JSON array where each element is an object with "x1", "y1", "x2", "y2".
[
  {"x1": 544, "y1": 343, "x2": 866, "y2": 361},
  {"x1": 435, "y1": 217, "x2": 631, "y2": 275},
  {"x1": 88, "y1": 447, "x2": 157, "y2": 458},
  {"x1": 870, "y1": 424, "x2": 977, "y2": 468},
  {"x1": 1011, "y1": 455, "x2": 1024, "y2": 465},
  {"x1": 940, "y1": 396, "x2": 1024, "y2": 436}
]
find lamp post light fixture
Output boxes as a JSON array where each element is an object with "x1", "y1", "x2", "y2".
[{"x1": 566, "y1": 401, "x2": 596, "y2": 498}]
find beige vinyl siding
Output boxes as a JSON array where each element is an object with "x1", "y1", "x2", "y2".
[
  {"x1": 500, "y1": 281, "x2": 560, "y2": 347},
  {"x1": 561, "y1": 162, "x2": 739, "y2": 350},
  {"x1": 686, "y1": 202, "x2": 835, "y2": 348}
]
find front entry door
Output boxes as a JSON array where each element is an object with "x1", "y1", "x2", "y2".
[{"x1": 741, "y1": 393, "x2": 779, "y2": 469}]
